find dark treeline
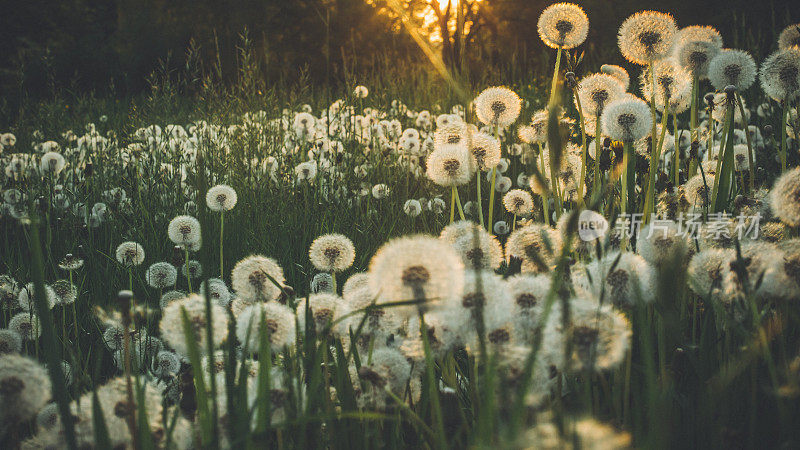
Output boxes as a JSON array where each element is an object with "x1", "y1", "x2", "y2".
[{"x1": 1, "y1": 0, "x2": 796, "y2": 109}]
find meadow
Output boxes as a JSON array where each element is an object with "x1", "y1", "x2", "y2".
[{"x1": 1, "y1": 3, "x2": 800, "y2": 449}]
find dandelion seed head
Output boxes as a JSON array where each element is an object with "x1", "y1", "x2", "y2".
[
  {"x1": 506, "y1": 223, "x2": 561, "y2": 273},
  {"x1": 9, "y1": 313, "x2": 41, "y2": 341},
  {"x1": 503, "y1": 189, "x2": 534, "y2": 216},
  {"x1": 778, "y1": 24, "x2": 800, "y2": 50},
  {"x1": 537, "y1": 3, "x2": 589, "y2": 49},
  {"x1": 231, "y1": 255, "x2": 285, "y2": 302},
  {"x1": 17, "y1": 282, "x2": 57, "y2": 311},
  {"x1": 51, "y1": 280, "x2": 77, "y2": 305},
  {"x1": 309, "y1": 233, "x2": 356, "y2": 272},
  {"x1": 160, "y1": 293, "x2": 228, "y2": 356},
  {"x1": 199, "y1": 278, "x2": 232, "y2": 307},
  {"x1": 39, "y1": 151, "x2": 66, "y2": 175},
  {"x1": 145, "y1": 262, "x2": 178, "y2": 289},
  {"x1": 167, "y1": 215, "x2": 201, "y2": 246},
  {"x1": 205, "y1": 184, "x2": 238, "y2": 211},
  {"x1": 236, "y1": 302, "x2": 296, "y2": 351},
  {"x1": 152, "y1": 350, "x2": 181, "y2": 378},
  {"x1": 296, "y1": 292, "x2": 349, "y2": 335},
  {"x1": 577, "y1": 73, "x2": 626, "y2": 118},
  {"x1": 637, "y1": 220, "x2": 693, "y2": 266},
  {"x1": 687, "y1": 248, "x2": 733, "y2": 299},
  {"x1": 369, "y1": 235, "x2": 464, "y2": 317},
  {"x1": 708, "y1": 49, "x2": 757, "y2": 91},
  {"x1": 469, "y1": 132, "x2": 501, "y2": 171},
  {"x1": 600, "y1": 64, "x2": 631, "y2": 90},
  {"x1": 0, "y1": 354, "x2": 51, "y2": 424},
  {"x1": 770, "y1": 167, "x2": 800, "y2": 227},
  {"x1": 36, "y1": 403, "x2": 61, "y2": 430},
  {"x1": 0, "y1": 329, "x2": 22, "y2": 354},
  {"x1": 640, "y1": 58, "x2": 692, "y2": 113},
  {"x1": 58, "y1": 254, "x2": 84, "y2": 271},
  {"x1": 602, "y1": 97, "x2": 653, "y2": 142},
  {"x1": 426, "y1": 144, "x2": 473, "y2": 187},
  {"x1": 403, "y1": 199, "x2": 422, "y2": 217},
  {"x1": 450, "y1": 230, "x2": 504, "y2": 271},
  {"x1": 760, "y1": 47, "x2": 800, "y2": 101},
  {"x1": 475, "y1": 87, "x2": 522, "y2": 128},
  {"x1": 618, "y1": 11, "x2": 678, "y2": 65},
  {"x1": 115, "y1": 241, "x2": 145, "y2": 267}
]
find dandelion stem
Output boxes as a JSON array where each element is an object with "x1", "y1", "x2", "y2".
[
  {"x1": 594, "y1": 115, "x2": 602, "y2": 203},
  {"x1": 673, "y1": 112, "x2": 680, "y2": 186},
  {"x1": 574, "y1": 90, "x2": 589, "y2": 207},
  {"x1": 476, "y1": 171, "x2": 484, "y2": 227},
  {"x1": 185, "y1": 247, "x2": 192, "y2": 292},
  {"x1": 735, "y1": 93, "x2": 755, "y2": 192},
  {"x1": 219, "y1": 211, "x2": 225, "y2": 278},
  {"x1": 548, "y1": 46, "x2": 563, "y2": 105},
  {"x1": 487, "y1": 167, "x2": 497, "y2": 232},
  {"x1": 453, "y1": 186, "x2": 466, "y2": 221},
  {"x1": 780, "y1": 99, "x2": 788, "y2": 173},
  {"x1": 449, "y1": 185, "x2": 456, "y2": 224}
]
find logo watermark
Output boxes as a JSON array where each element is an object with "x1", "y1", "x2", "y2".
[{"x1": 577, "y1": 211, "x2": 762, "y2": 242}]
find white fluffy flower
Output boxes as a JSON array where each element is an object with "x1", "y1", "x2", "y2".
[
  {"x1": 601, "y1": 97, "x2": 653, "y2": 142},
  {"x1": 167, "y1": 215, "x2": 202, "y2": 246},
  {"x1": 309, "y1": 233, "x2": 356, "y2": 272},
  {"x1": 474, "y1": 87, "x2": 522, "y2": 128},
  {"x1": 160, "y1": 293, "x2": 228, "y2": 356},
  {"x1": 237, "y1": 302, "x2": 296, "y2": 351},
  {"x1": 708, "y1": 49, "x2": 757, "y2": 91},
  {"x1": 205, "y1": 184, "x2": 238, "y2": 211},
  {"x1": 115, "y1": 241, "x2": 145, "y2": 267},
  {"x1": 231, "y1": 255, "x2": 286, "y2": 302},
  {"x1": 537, "y1": 2, "x2": 589, "y2": 49}
]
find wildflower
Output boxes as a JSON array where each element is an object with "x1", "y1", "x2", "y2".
[
  {"x1": 601, "y1": 97, "x2": 653, "y2": 142},
  {"x1": 600, "y1": 64, "x2": 631, "y2": 90},
  {"x1": 368, "y1": 235, "x2": 464, "y2": 316},
  {"x1": 708, "y1": 49, "x2": 757, "y2": 91},
  {"x1": 640, "y1": 58, "x2": 692, "y2": 113},
  {"x1": 759, "y1": 47, "x2": 800, "y2": 101},
  {"x1": 0, "y1": 354, "x2": 51, "y2": 425},
  {"x1": 0, "y1": 133, "x2": 16, "y2": 147},
  {"x1": 618, "y1": 11, "x2": 678, "y2": 65},
  {"x1": 199, "y1": 278, "x2": 232, "y2": 306},
  {"x1": 0, "y1": 329, "x2": 22, "y2": 354},
  {"x1": 401, "y1": 310, "x2": 466, "y2": 361},
  {"x1": 506, "y1": 223, "x2": 561, "y2": 273},
  {"x1": 311, "y1": 273, "x2": 334, "y2": 293},
  {"x1": 687, "y1": 248, "x2": 733, "y2": 299},
  {"x1": 576, "y1": 73, "x2": 626, "y2": 118},
  {"x1": 636, "y1": 220, "x2": 693, "y2": 266},
  {"x1": 434, "y1": 120, "x2": 468, "y2": 147},
  {"x1": 9, "y1": 313, "x2": 41, "y2": 341},
  {"x1": 494, "y1": 220, "x2": 511, "y2": 235},
  {"x1": 356, "y1": 348, "x2": 411, "y2": 410},
  {"x1": 503, "y1": 189, "x2": 534, "y2": 216},
  {"x1": 36, "y1": 403, "x2": 61, "y2": 430},
  {"x1": 543, "y1": 294, "x2": 631, "y2": 371},
  {"x1": 115, "y1": 241, "x2": 145, "y2": 267},
  {"x1": 426, "y1": 144, "x2": 473, "y2": 187},
  {"x1": 205, "y1": 184, "x2": 238, "y2": 211},
  {"x1": 372, "y1": 183, "x2": 390, "y2": 199},
  {"x1": 231, "y1": 255, "x2": 285, "y2": 301},
  {"x1": 537, "y1": 2, "x2": 589, "y2": 49},
  {"x1": 160, "y1": 293, "x2": 228, "y2": 356},
  {"x1": 159, "y1": 290, "x2": 186, "y2": 309},
  {"x1": 167, "y1": 215, "x2": 201, "y2": 247},
  {"x1": 672, "y1": 26, "x2": 723, "y2": 78},
  {"x1": 354, "y1": 85, "x2": 369, "y2": 98},
  {"x1": 506, "y1": 274, "x2": 552, "y2": 340},
  {"x1": 39, "y1": 151, "x2": 66, "y2": 175},
  {"x1": 17, "y1": 282, "x2": 57, "y2": 311},
  {"x1": 469, "y1": 132, "x2": 501, "y2": 171},
  {"x1": 403, "y1": 199, "x2": 422, "y2": 217},
  {"x1": 309, "y1": 233, "x2": 356, "y2": 272},
  {"x1": 450, "y1": 231, "x2": 504, "y2": 270},
  {"x1": 577, "y1": 251, "x2": 656, "y2": 308},
  {"x1": 778, "y1": 23, "x2": 800, "y2": 50},
  {"x1": 295, "y1": 161, "x2": 318, "y2": 181},
  {"x1": 145, "y1": 262, "x2": 178, "y2": 289},
  {"x1": 474, "y1": 87, "x2": 522, "y2": 128},
  {"x1": 51, "y1": 280, "x2": 77, "y2": 305},
  {"x1": 237, "y1": 302, "x2": 296, "y2": 351},
  {"x1": 152, "y1": 350, "x2": 180, "y2": 378},
  {"x1": 770, "y1": 167, "x2": 800, "y2": 226},
  {"x1": 182, "y1": 260, "x2": 203, "y2": 279},
  {"x1": 296, "y1": 292, "x2": 349, "y2": 334}
]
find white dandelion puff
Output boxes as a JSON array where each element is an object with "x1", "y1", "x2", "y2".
[{"x1": 309, "y1": 233, "x2": 356, "y2": 272}]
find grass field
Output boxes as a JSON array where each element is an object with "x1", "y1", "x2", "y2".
[{"x1": 2, "y1": 4, "x2": 800, "y2": 449}]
